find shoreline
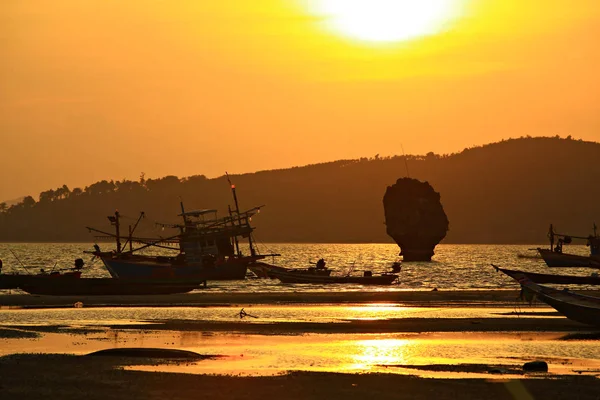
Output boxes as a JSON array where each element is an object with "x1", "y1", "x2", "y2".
[
  {"x1": 2, "y1": 288, "x2": 600, "y2": 308},
  {"x1": 0, "y1": 288, "x2": 560, "y2": 308}
]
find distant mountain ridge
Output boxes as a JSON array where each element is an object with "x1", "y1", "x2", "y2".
[{"x1": 0, "y1": 136, "x2": 598, "y2": 244}]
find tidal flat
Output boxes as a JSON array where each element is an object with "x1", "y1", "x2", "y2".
[{"x1": 1, "y1": 290, "x2": 600, "y2": 399}]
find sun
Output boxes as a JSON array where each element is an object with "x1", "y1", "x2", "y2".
[{"x1": 311, "y1": 0, "x2": 462, "y2": 43}]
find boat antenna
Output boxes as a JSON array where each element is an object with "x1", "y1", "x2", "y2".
[{"x1": 401, "y1": 144, "x2": 410, "y2": 178}]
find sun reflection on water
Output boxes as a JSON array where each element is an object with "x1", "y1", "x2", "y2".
[{"x1": 348, "y1": 338, "x2": 411, "y2": 370}]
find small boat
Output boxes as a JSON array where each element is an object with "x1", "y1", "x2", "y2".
[
  {"x1": 0, "y1": 258, "x2": 84, "y2": 290},
  {"x1": 248, "y1": 258, "x2": 333, "y2": 279},
  {"x1": 538, "y1": 248, "x2": 600, "y2": 269},
  {"x1": 493, "y1": 265, "x2": 600, "y2": 285},
  {"x1": 18, "y1": 277, "x2": 203, "y2": 296},
  {"x1": 267, "y1": 269, "x2": 399, "y2": 285},
  {"x1": 263, "y1": 261, "x2": 401, "y2": 285},
  {"x1": 537, "y1": 224, "x2": 600, "y2": 268},
  {"x1": 495, "y1": 267, "x2": 600, "y2": 327}
]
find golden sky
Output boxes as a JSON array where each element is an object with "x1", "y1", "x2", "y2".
[{"x1": 1, "y1": 1, "x2": 599, "y2": 201}]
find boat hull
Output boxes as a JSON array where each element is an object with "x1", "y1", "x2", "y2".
[
  {"x1": 494, "y1": 266, "x2": 600, "y2": 285},
  {"x1": 100, "y1": 257, "x2": 248, "y2": 281},
  {"x1": 18, "y1": 277, "x2": 202, "y2": 296},
  {"x1": 538, "y1": 248, "x2": 600, "y2": 269},
  {"x1": 248, "y1": 262, "x2": 332, "y2": 279},
  {"x1": 496, "y1": 267, "x2": 600, "y2": 327},
  {"x1": 0, "y1": 272, "x2": 82, "y2": 290}
]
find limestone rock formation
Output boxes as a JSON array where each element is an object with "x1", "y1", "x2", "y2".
[{"x1": 383, "y1": 178, "x2": 449, "y2": 261}]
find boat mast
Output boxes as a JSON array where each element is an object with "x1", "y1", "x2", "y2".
[
  {"x1": 128, "y1": 226, "x2": 133, "y2": 252},
  {"x1": 111, "y1": 210, "x2": 122, "y2": 254},
  {"x1": 549, "y1": 224, "x2": 554, "y2": 252},
  {"x1": 105, "y1": 210, "x2": 121, "y2": 253},
  {"x1": 226, "y1": 172, "x2": 256, "y2": 257},
  {"x1": 228, "y1": 204, "x2": 241, "y2": 256}
]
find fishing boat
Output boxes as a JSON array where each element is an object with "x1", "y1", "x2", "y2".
[
  {"x1": 537, "y1": 224, "x2": 600, "y2": 268},
  {"x1": 88, "y1": 177, "x2": 277, "y2": 281},
  {"x1": 492, "y1": 265, "x2": 600, "y2": 285},
  {"x1": 495, "y1": 267, "x2": 600, "y2": 327}
]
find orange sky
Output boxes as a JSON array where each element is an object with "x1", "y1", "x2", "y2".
[{"x1": 1, "y1": 1, "x2": 599, "y2": 201}]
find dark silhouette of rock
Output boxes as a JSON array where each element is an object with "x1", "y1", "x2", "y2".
[
  {"x1": 523, "y1": 360, "x2": 548, "y2": 372},
  {"x1": 86, "y1": 348, "x2": 212, "y2": 359},
  {"x1": 383, "y1": 178, "x2": 449, "y2": 261}
]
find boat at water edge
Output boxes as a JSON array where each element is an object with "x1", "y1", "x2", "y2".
[
  {"x1": 492, "y1": 265, "x2": 600, "y2": 286},
  {"x1": 17, "y1": 277, "x2": 203, "y2": 296},
  {"x1": 496, "y1": 267, "x2": 600, "y2": 327},
  {"x1": 0, "y1": 258, "x2": 84, "y2": 290}
]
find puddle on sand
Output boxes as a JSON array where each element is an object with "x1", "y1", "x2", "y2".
[
  {"x1": 125, "y1": 332, "x2": 600, "y2": 378},
  {"x1": 4, "y1": 327, "x2": 598, "y2": 379}
]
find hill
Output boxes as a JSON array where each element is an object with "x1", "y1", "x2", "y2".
[{"x1": 1, "y1": 136, "x2": 598, "y2": 244}]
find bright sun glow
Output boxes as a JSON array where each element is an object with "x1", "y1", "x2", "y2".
[{"x1": 312, "y1": 0, "x2": 462, "y2": 43}]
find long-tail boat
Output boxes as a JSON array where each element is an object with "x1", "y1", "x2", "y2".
[
  {"x1": 492, "y1": 265, "x2": 600, "y2": 285},
  {"x1": 17, "y1": 277, "x2": 202, "y2": 296},
  {"x1": 262, "y1": 261, "x2": 401, "y2": 285},
  {"x1": 0, "y1": 258, "x2": 83, "y2": 290},
  {"x1": 495, "y1": 267, "x2": 600, "y2": 327},
  {"x1": 537, "y1": 224, "x2": 600, "y2": 268}
]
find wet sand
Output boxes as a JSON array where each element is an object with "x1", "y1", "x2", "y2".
[
  {"x1": 1, "y1": 353, "x2": 598, "y2": 400},
  {"x1": 2, "y1": 289, "x2": 600, "y2": 399},
  {"x1": 5, "y1": 288, "x2": 600, "y2": 308}
]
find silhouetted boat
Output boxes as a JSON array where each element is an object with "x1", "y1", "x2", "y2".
[
  {"x1": 264, "y1": 261, "x2": 400, "y2": 285},
  {"x1": 496, "y1": 267, "x2": 600, "y2": 327},
  {"x1": 0, "y1": 258, "x2": 84, "y2": 290},
  {"x1": 492, "y1": 265, "x2": 600, "y2": 285},
  {"x1": 0, "y1": 270, "x2": 82, "y2": 290},
  {"x1": 248, "y1": 259, "x2": 333, "y2": 279},
  {"x1": 18, "y1": 277, "x2": 202, "y2": 296},
  {"x1": 537, "y1": 224, "x2": 600, "y2": 268},
  {"x1": 88, "y1": 177, "x2": 278, "y2": 281}
]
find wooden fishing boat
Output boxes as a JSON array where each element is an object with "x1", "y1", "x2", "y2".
[
  {"x1": 17, "y1": 277, "x2": 203, "y2": 296},
  {"x1": 495, "y1": 267, "x2": 600, "y2": 327},
  {"x1": 88, "y1": 177, "x2": 278, "y2": 281},
  {"x1": 493, "y1": 265, "x2": 600, "y2": 285},
  {"x1": 265, "y1": 267, "x2": 399, "y2": 285}
]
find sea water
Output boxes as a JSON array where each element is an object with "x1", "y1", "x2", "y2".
[{"x1": 0, "y1": 243, "x2": 595, "y2": 292}]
